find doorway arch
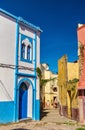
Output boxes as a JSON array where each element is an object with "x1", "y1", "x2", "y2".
[{"x1": 18, "y1": 79, "x2": 33, "y2": 120}]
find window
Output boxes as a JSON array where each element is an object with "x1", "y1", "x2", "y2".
[
  {"x1": 27, "y1": 46, "x2": 31, "y2": 60},
  {"x1": 21, "y1": 43, "x2": 25, "y2": 59},
  {"x1": 53, "y1": 87, "x2": 57, "y2": 92},
  {"x1": 21, "y1": 35, "x2": 33, "y2": 63}
]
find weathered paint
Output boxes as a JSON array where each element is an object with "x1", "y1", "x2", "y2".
[
  {"x1": 77, "y1": 24, "x2": 85, "y2": 122},
  {"x1": 77, "y1": 25, "x2": 85, "y2": 89},
  {"x1": 67, "y1": 62, "x2": 79, "y2": 81},
  {"x1": 58, "y1": 55, "x2": 79, "y2": 120}
]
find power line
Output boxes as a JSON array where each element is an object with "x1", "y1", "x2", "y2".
[
  {"x1": 0, "y1": 63, "x2": 34, "y2": 71},
  {"x1": 0, "y1": 63, "x2": 36, "y2": 100}
]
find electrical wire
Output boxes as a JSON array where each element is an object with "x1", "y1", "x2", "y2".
[{"x1": 0, "y1": 63, "x2": 35, "y2": 71}]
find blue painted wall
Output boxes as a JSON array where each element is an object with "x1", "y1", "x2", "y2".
[
  {"x1": 35, "y1": 100, "x2": 40, "y2": 120},
  {"x1": 14, "y1": 20, "x2": 19, "y2": 122},
  {"x1": 0, "y1": 101, "x2": 14, "y2": 123}
]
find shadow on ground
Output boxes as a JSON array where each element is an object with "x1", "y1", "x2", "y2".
[{"x1": 40, "y1": 109, "x2": 49, "y2": 119}]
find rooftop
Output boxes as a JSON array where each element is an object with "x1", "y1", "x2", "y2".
[{"x1": 0, "y1": 8, "x2": 42, "y2": 32}]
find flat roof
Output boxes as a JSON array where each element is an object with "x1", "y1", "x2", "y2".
[{"x1": 0, "y1": 8, "x2": 42, "y2": 32}]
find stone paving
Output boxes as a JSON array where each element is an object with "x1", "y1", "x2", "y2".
[{"x1": 0, "y1": 108, "x2": 85, "y2": 130}]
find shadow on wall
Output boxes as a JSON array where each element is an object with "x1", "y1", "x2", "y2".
[{"x1": 0, "y1": 80, "x2": 12, "y2": 100}]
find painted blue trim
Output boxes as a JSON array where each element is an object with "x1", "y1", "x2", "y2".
[
  {"x1": 34, "y1": 33, "x2": 37, "y2": 75},
  {"x1": 33, "y1": 32, "x2": 37, "y2": 120},
  {"x1": 18, "y1": 17, "x2": 42, "y2": 32},
  {"x1": 18, "y1": 78, "x2": 34, "y2": 90},
  {"x1": 0, "y1": 8, "x2": 17, "y2": 20},
  {"x1": 20, "y1": 34, "x2": 33, "y2": 63},
  {"x1": 16, "y1": 72, "x2": 36, "y2": 78},
  {"x1": 14, "y1": 20, "x2": 19, "y2": 122},
  {"x1": 0, "y1": 101, "x2": 14, "y2": 123},
  {"x1": 0, "y1": 8, "x2": 42, "y2": 32},
  {"x1": 20, "y1": 58, "x2": 32, "y2": 63},
  {"x1": 35, "y1": 100, "x2": 40, "y2": 120},
  {"x1": 17, "y1": 78, "x2": 34, "y2": 120},
  {"x1": 21, "y1": 34, "x2": 33, "y2": 43},
  {"x1": 34, "y1": 33, "x2": 40, "y2": 120}
]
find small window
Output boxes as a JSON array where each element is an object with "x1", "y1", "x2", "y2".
[
  {"x1": 27, "y1": 46, "x2": 31, "y2": 60},
  {"x1": 53, "y1": 87, "x2": 57, "y2": 92},
  {"x1": 21, "y1": 35, "x2": 33, "y2": 63},
  {"x1": 21, "y1": 44, "x2": 25, "y2": 59}
]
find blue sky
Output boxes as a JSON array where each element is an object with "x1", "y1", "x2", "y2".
[{"x1": 0, "y1": 0, "x2": 85, "y2": 73}]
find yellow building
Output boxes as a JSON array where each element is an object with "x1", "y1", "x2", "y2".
[
  {"x1": 58, "y1": 55, "x2": 79, "y2": 120},
  {"x1": 40, "y1": 63, "x2": 59, "y2": 108}
]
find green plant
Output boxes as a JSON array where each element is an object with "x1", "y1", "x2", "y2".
[
  {"x1": 68, "y1": 78, "x2": 79, "y2": 83},
  {"x1": 64, "y1": 121, "x2": 76, "y2": 126},
  {"x1": 36, "y1": 67, "x2": 56, "y2": 87},
  {"x1": 76, "y1": 128, "x2": 85, "y2": 130}
]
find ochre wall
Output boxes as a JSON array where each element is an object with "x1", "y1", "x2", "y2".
[
  {"x1": 58, "y1": 55, "x2": 67, "y2": 106},
  {"x1": 41, "y1": 64, "x2": 59, "y2": 108},
  {"x1": 58, "y1": 55, "x2": 79, "y2": 120},
  {"x1": 67, "y1": 62, "x2": 79, "y2": 81}
]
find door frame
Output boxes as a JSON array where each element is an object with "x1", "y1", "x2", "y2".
[{"x1": 17, "y1": 78, "x2": 34, "y2": 121}]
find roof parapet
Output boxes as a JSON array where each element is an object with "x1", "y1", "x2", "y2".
[{"x1": 0, "y1": 8, "x2": 42, "y2": 32}]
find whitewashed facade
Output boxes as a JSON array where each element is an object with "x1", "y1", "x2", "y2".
[{"x1": 0, "y1": 8, "x2": 41, "y2": 123}]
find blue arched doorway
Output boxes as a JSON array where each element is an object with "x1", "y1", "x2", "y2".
[
  {"x1": 19, "y1": 82, "x2": 28, "y2": 119},
  {"x1": 18, "y1": 79, "x2": 33, "y2": 120}
]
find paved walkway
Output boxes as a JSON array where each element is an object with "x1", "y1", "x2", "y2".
[
  {"x1": 41, "y1": 108, "x2": 77, "y2": 123},
  {"x1": 0, "y1": 108, "x2": 84, "y2": 130}
]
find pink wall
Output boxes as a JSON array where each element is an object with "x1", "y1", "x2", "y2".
[
  {"x1": 77, "y1": 25, "x2": 85, "y2": 45},
  {"x1": 77, "y1": 25, "x2": 85, "y2": 89}
]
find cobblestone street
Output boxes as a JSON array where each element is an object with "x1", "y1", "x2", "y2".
[{"x1": 0, "y1": 108, "x2": 84, "y2": 130}]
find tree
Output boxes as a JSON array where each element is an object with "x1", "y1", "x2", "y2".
[{"x1": 67, "y1": 78, "x2": 79, "y2": 118}]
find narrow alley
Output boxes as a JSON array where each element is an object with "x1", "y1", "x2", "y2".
[{"x1": 41, "y1": 108, "x2": 76, "y2": 123}]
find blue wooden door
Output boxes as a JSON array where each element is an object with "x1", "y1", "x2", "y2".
[{"x1": 19, "y1": 83, "x2": 28, "y2": 119}]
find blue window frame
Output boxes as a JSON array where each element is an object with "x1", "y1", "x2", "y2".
[
  {"x1": 21, "y1": 44, "x2": 25, "y2": 59},
  {"x1": 27, "y1": 46, "x2": 30, "y2": 60},
  {"x1": 21, "y1": 34, "x2": 33, "y2": 63}
]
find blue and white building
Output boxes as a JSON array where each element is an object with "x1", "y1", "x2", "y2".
[{"x1": 0, "y1": 9, "x2": 42, "y2": 123}]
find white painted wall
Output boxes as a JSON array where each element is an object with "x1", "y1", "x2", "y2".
[
  {"x1": 18, "y1": 61, "x2": 34, "y2": 75},
  {"x1": 0, "y1": 13, "x2": 16, "y2": 101},
  {"x1": 19, "y1": 25, "x2": 35, "y2": 39},
  {"x1": 36, "y1": 33, "x2": 40, "y2": 100}
]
